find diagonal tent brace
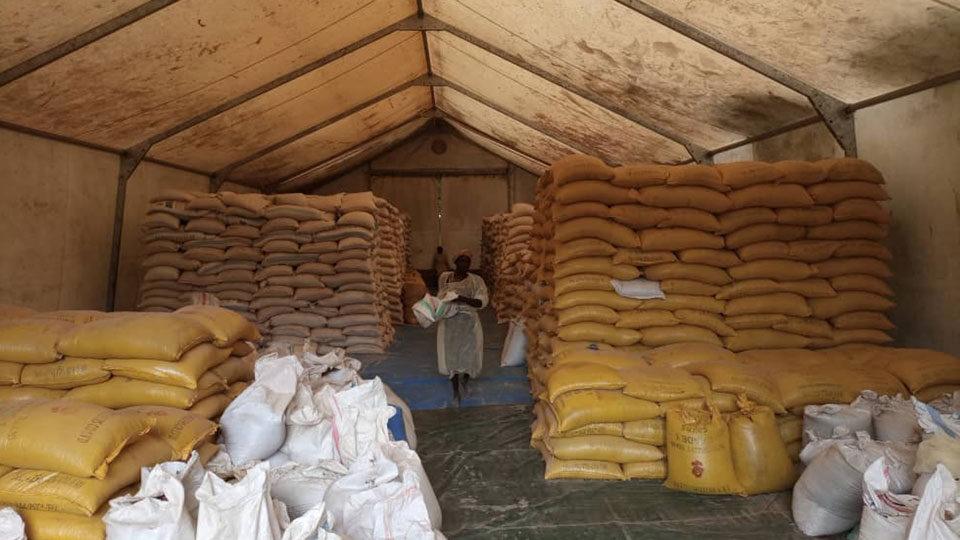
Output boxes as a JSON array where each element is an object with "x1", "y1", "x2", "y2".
[
  {"x1": 437, "y1": 112, "x2": 552, "y2": 170},
  {"x1": 613, "y1": 0, "x2": 857, "y2": 156},
  {"x1": 106, "y1": 143, "x2": 151, "y2": 311}
]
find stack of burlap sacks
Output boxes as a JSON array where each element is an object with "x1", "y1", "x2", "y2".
[
  {"x1": 0, "y1": 305, "x2": 258, "y2": 420},
  {"x1": 137, "y1": 191, "x2": 408, "y2": 355},
  {"x1": 480, "y1": 215, "x2": 504, "y2": 289},
  {"x1": 522, "y1": 155, "x2": 958, "y2": 487},
  {"x1": 484, "y1": 204, "x2": 536, "y2": 322}
]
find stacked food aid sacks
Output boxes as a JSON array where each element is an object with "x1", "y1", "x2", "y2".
[
  {"x1": 486, "y1": 204, "x2": 537, "y2": 322},
  {"x1": 373, "y1": 197, "x2": 408, "y2": 325},
  {"x1": 402, "y1": 270, "x2": 428, "y2": 325},
  {"x1": 480, "y1": 215, "x2": 500, "y2": 284}
]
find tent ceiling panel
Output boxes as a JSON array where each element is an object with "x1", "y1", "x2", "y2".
[
  {"x1": 435, "y1": 86, "x2": 578, "y2": 165},
  {"x1": 277, "y1": 116, "x2": 431, "y2": 192},
  {"x1": 427, "y1": 31, "x2": 689, "y2": 164},
  {"x1": 149, "y1": 31, "x2": 426, "y2": 172},
  {"x1": 641, "y1": 0, "x2": 960, "y2": 104},
  {"x1": 0, "y1": 0, "x2": 144, "y2": 72},
  {"x1": 444, "y1": 118, "x2": 548, "y2": 176},
  {"x1": 422, "y1": 0, "x2": 817, "y2": 149},
  {"x1": 0, "y1": 0, "x2": 417, "y2": 148},
  {"x1": 230, "y1": 85, "x2": 432, "y2": 185}
]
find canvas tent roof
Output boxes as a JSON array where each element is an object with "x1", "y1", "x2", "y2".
[{"x1": 0, "y1": 0, "x2": 957, "y2": 191}]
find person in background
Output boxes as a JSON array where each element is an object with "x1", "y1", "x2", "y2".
[
  {"x1": 430, "y1": 246, "x2": 450, "y2": 293},
  {"x1": 437, "y1": 251, "x2": 488, "y2": 405}
]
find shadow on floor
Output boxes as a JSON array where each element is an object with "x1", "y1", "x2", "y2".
[{"x1": 413, "y1": 404, "x2": 824, "y2": 540}]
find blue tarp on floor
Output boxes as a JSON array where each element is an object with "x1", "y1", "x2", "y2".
[{"x1": 360, "y1": 309, "x2": 532, "y2": 410}]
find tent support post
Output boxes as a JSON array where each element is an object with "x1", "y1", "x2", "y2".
[{"x1": 106, "y1": 144, "x2": 149, "y2": 311}]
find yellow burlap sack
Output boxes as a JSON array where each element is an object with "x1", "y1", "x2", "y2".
[
  {"x1": 0, "y1": 400, "x2": 153, "y2": 478},
  {"x1": 807, "y1": 220, "x2": 888, "y2": 241},
  {"x1": 620, "y1": 365, "x2": 703, "y2": 402},
  {"x1": 555, "y1": 218, "x2": 639, "y2": 248},
  {"x1": 676, "y1": 251, "x2": 739, "y2": 271},
  {"x1": 644, "y1": 263, "x2": 732, "y2": 286},
  {"x1": 725, "y1": 223, "x2": 805, "y2": 250},
  {"x1": 831, "y1": 311, "x2": 895, "y2": 331},
  {"x1": 175, "y1": 305, "x2": 260, "y2": 346},
  {"x1": 716, "y1": 162, "x2": 782, "y2": 189},
  {"x1": 554, "y1": 201, "x2": 611, "y2": 222},
  {"x1": 545, "y1": 435, "x2": 663, "y2": 463},
  {"x1": 615, "y1": 309, "x2": 679, "y2": 329},
  {"x1": 101, "y1": 343, "x2": 232, "y2": 389},
  {"x1": 550, "y1": 349, "x2": 644, "y2": 370},
  {"x1": 623, "y1": 419, "x2": 665, "y2": 446},
  {"x1": 558, "y1": 305, "x2": 619, "y2": 327},
  {"x1": 554, "y1": 238, "x2": 617, "y2": 263},
  {"x1": 640, "y1": 228, "x2": 724, "y2": 251},
  {"x1": 640, "y1": 297, "x2": 723, "y2": 317},
  {"x1": 550, "y1": 339, "x2": 614, "y2": 355},
  {"x1": 684, "y1": 362, "x2": 785, "y2": 413},
  {"x1": 808, "y1": 181, "x2": 889, "y2": 204},
  {"x1": 66, "y1": 374, "x2": 225, "y2": 409},
  {"x1": 837, "y1": 367, "x2": 905, "y2": 400},
  {"x1": 20, "y1": 506, "x2": 108, "y2": 540},
  {"x1": 608, "y1": 204, "x2": 669, "y2": 229},
  {"x1": 127, "y1": 405, "x2": 218, "y2": 459},
  {"x1": 728, "y1": 184, "x2": 814, "y2": 209},
  {"x1": 546, "y1": 363, "x2": 626, "y2": 402},
  {"x1": 555, "y1": 257, "x2": 639, "y2": 280},
  {"x1": 642, "y1": 342, "x2": 738, "y2": 368},
  {"x1": 0, "y1": 318, "x2": 74, "y2": 364},
  {"x1": 735, "y1": 241, "x2": 791, "y2": 261},
  {"x1": 555, "y1": 291, "x2": 642, "y2": 311},
  {"x1": 660, "y1": 279, "x2": 721, "y2": 296},
  {"x1": 778, "y1": 415, "x2": 803, "y2": 443},
  {"x1": 762, "y1": 368, "x2": 846, "y2": 410},
  {"x1": 784, "y1": 240, "x2": 842, "y2": 262},
  {"x1": 540, "y1": 402, "x2": 623, "y2": 438},
  {"x1": 0, "y1": 362, "x2": 21, "y2": 385},
  {"x1": 729, "y1": 403, "x2": 797, "y2": 495},
  {"x1": 640, "y1": 325, "x2": 721, "y2": 347},
  {"x1": 0, "y1": 436, "x2": 173, "y2": 516},
  {"x1": 737, "y1": 348, "x2": 826, "y2": 370},
  {"x1": 772, "y1": 317, "x2": 833, "y2": 338},
  {"x1": 612, "y1": 249, "x2": 676, "y2": 266},
  {"x1": 555, "y1": 181, "x2": 632, "y2": 205},
  {"x1": 809, "y1": 291, "x2": 894, "y2": 319},
  {"x1": 197, "y1": 442, "x2": 221, "y2": 465},
  {"x1": 717, "y1": 207, "x2": 777, "y2": 234},
  {"x1": 879, "y1": 348, "x2": 960, "y2": 393},
  {"x1": 725, "y1": 313, "x2": 787, "y2": 330},
  {"x1": 674, "y1": 309, "x2": 735, "y2": 337},
  {"x1": 623, "y1": 460, "x2": 667, "y2": 480},
  {"x1": 779, "y1": 278, "x2": 838, "y2": 298},
  {"x1": 816, "y1": 157, "x2": 883, "y2": 183},
  {"x1": 830, "y1": 274, "x2": 894, "y2": 296},
  {"x1": 717, "y1": 279, "x2": 782, "y2": 300},
  {"x1": 813, "y1": 329, "x2": 891, "y2": 347},
  {"x1": 659, "y1": 208, "x2": 722, "y2": 232},
  {"x1": 833, "y1": 198, "x2": 889, "y2": 224},
  {"x1": 551, "y1": 390, "x2": 660, "y2": 432},
  {"x1": 212, "y1": 353, "x2": 256, "y2": 384},
  {"x1": 551, "y1": 154, "x2": 614, "y2": 185},
  {"x1": 814, "y1": 257, "x2": 891, "y2": 279},
  {"x1": 834, "y1": 240, "x2": 892, "y2": 260},
  {"x1": 611, "y1": 164, "x2": 670, "y2": 188},
  {"x1": 729, "y1": 259, "x2": 816, "y2": 282},
  {"x1": 541, "y1": 449, "x2": 625, "y2": 480},
  {"x1": 0, "y1": 387, "x2": 65, "y2": 401},
  {"x1": 558, "y1": 323, "x2": 640, "y2": 347},
  {"x1": 725, "y1": 329, "x2": 812, "y2": 352},
  {"x1": 19, "y1": 359, "x2": 109, "y2": 389},
  {"x1": 669, "y1": 163, "x2": 727, "y2": 190},
  {"x1": 664, "y1": 406, "x2": 744, "y2": 495},
  {"x1": 57, "y1": 313, "x2": 213, "y2": 361},
  {"x1": 632, "y1": 186, "x2": 732, "y2": 214},
  {"x1": 724, "y1": 292, "x2": 811, "y2": 317},
  {"x1": 776, "y1": 206, "x2": 834, "y2": 226},
  {"x1": 188, "y1": 393, "x2": 232, "y2": 419},
  {"x1": 555, "y1": 274, "x2": 614, "y2": 295},
  {"x1": 227, "y1": 381, "x2": 248, "y2": 399}
]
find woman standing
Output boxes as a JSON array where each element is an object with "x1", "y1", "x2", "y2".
[{"x1": 437, "y1": 251, "x2": 489, "y2": 404}]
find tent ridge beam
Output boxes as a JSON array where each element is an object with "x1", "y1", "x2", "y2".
[
  {"x1": 420, "y1": 15, "x2": 709, "y2": 163},
  {"x1": 436, "y1": 111, "x2": 551, "y2": 168},
  {"x1": 214, "y1": 75, "x2": 432, "y2": 182},
  {"x1": 613, "y1": 0, "x2": 856, "y2": 156},
  {"x1": 272, "y1": 112, "x2": 436, "y2": 192},
  {"x1": 0, "y1": 0, "x2": 181, "y2": 88},
  {"x1": 133, "y1": 14, "x2": 425, "y2": 151}
]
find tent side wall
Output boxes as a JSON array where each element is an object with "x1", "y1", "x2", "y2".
[{"x1": 718, "y1": 80, "x2": 960, "y2": 354}]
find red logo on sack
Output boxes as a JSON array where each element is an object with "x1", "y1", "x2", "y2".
[{"x1": 691, "y1": 460, "x2": 704, "y2": 478}]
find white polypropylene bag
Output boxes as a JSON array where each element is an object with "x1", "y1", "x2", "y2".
[
  {"x1": 859, "y1": 458, "x2": 919, "y2": 540},
  {"x1": 803, "y1": 403, "x2": 873, "y2": 447},
  {"x1": 874, "y1": 395, "x2": 921, "y2": 444},
  {"x1": 325, "y1": 443, "x2": 440, "y2": 540},
  {"x1": 908, "y1": 464, "x2": 960, "y2": 540},
  {"x1": 0, "y1": 507, "x2": 25, "y2": 540},
  {"x1": 280, "y1": 381, "x2": 338, "y2": 466},
  {"x1": 270, "y1": 462, "x2": 347, "y2": 520},
  {"x1": 142, "y1": 452, "x2": 206, "y2": 518},
  {"x1": 318, "y1": 378, "x2": 394, "y2": 466},
  {"x1": 280, "y1": 504, "x2": 341, "y2": 540},
  {"x1": 221, "y1": 354, "x2": 303, "y2": 465},
  {"x1": 195, "y1": 462, "x2": 282, "y2": 540},
  {"x1": 381, "y1": 441, "x2": 441, "y2": 530},
  {"x1": 499, "y1": 320, "x2": 527, "y2": 367},
  {"x1": 105, "y1": 467, "x2": 196, "y2": 540},
  {"x1": 413, "y1": 292, "x2": 458, "y2": 328},
  {"x1": 610, "y1": 279, "x2": 664, "y2": 300}
]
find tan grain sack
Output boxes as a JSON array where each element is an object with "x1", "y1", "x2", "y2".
[
  {"x1": 57, "y1": 314, "x2": 212, "y2": 361},
  {"x1": 540, "y1": 449, "x2": 625, "y2": 480},
  {"x1": 831, "y1": 311, "x2": 895, "y2": 331},
  {"x1": 674, "y1": 309, "x2": 735, "y2": 336},
  {"x1": 0, "y1": 319, "x2": 74, "y2": 364},
  {"x1": 724, "y1": 292, "x2": 811, "y2": 317},
  {"x1": 611, "y1": 164, "x2": 669, "y2": 188},
  {"x1": 684, "y1": 362, "x2": 784, "y2": 413},
  {"x1": 664, "y1": 406, "x2": 744, "y2": 495},
  {"x1": 643, "y1": 263, "x2": 731, "y2": 285},
  {"x1": 807, "y1": 181, "x2": 889, "y2": 204},
  {"x1": 615, "y1": 310, "x2": 679, "y2": 329},
  {"x1": 641, "y1": 325, "x2": 721, "y2": 347},
  {"x1": 677, "y1": 248, "x2": 741, "y2": 268},
  {"x1": 555, "y1": 181, "x2": 632, "y2": 205},
  {"x1": 813, "y1": 258, "x2": 891, "y2": 279},
  {"x1": 623, "y1": 460, "x2": 667, "y2": 480},
  {"x1": 640, "y1": 228, "x2": 723, "y2": 251},
  {"x1": 833, "y1": 199, "x2": 889, "y2": 223},
  {"x1": 550, "y1": 390, "x2": 660, "y2": 432},
  {"x1": 834, "y1": 240, "x2": 892, "y2": 260},
  {"x1": 809, "y1": 292, "x2": 894, "y2": 319},
  {"x1": 556, "y1": 218, "x2": 638, "y2": 247},
  {"x1": 19, "y1": 359, "x2": 109, "y2": 389},
  {"x1": 632, "y1": 186, "x2": 732, "y2": 214},
  {"x1": 552, "y1": 155, "x2": 614, "y2": 185},
  {"x1": 717, "y1": 208, "x2": 777, "y2": 234},
  {"x1": 554, "y1": 202, "x2": 611, "y2": 222},
  {"x1": 558, "y1": 323, "x2": 640, "y2": 347},
  {"x1": 555, "y1": 258, "x2": 639, "y2": 280},
  {"x1": 659, "y1": 208, "x2": 721, "y2": 232},
  {"x1": 772, "y1": 317, "x2": 833, "y2": 338},
  {"x1": 729, "y1": 404, "x2": 797, "y2": 494},
  {"x1": 725, "y1": 313, "x2": 788, "y2": 330},
  {"x1": 717, "y1": 162, "x2": 782, "y2": 189},
  {"x1": 669, "y1": 163, "x2": 727, "y2": 190},
  {"x1": 776, "y1": 206, "x2": 834, "y2": 226},
  {"x1": 102, "y1": 343, "x2": 232, "y2": 389},
  {"x1": 557, "y1": 305, "x2": 619, "y2": 327},
  {"x1": 554, "y1": 238, "x2": 617, "y2": 262},
  {"x1": 612, "y1": 249, "x2": 676, "y2": 266},
  {"x1": 66, "y1": 375, "x2": 225, "y2": 409},
  {"x1": 728, "y1": 259, "x2": 816, "y2": 281},
  {"x1": 127, "y1": 405, "x2": 217, "y2": 459},
  {"x1": 829, "y1": 275, "x2": 893, "y2": 297},
  {"x1": 725, "y1": 330, "x2": 812, "y2": 352},
  {"x1": 555, "y1": 291, "x2": 642, "y2": 311},
  {"x1": 638, "y1": 295, "x2": 726, "y2": 314},
  {"x1": 659, "y1": 279, "x2": 721, "y2": 296},
  {"x1": 728, "y1": 184, "x2": 814, "y2": 209},
  {"x1": 544, "y1": 435, "x2": 662, "y2": 463},
  {"x1": 725, "y1": 224, "x2": 805, "y2": 250},
  {"x1": 643, "y1": 342, "x2": 738, "y2": 368}
]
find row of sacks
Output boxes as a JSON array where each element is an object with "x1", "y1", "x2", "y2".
[
  {"x1": 374, "y1": 199, "x2": 409, "y2": 326},
  {"x1": 526, "y1": 342, "x2": 960, "y2": 482},
  {"x1": 530, "y1": 155, "x2": 894, "y2": 355},
  {"x1": 0, "y1": 398, "x2": 220, "y2": 539},
  {"x1": 484, "y1": 203, "x2": 537, "y2": 322},
  {"x1": 0, "y1": 306, "x2": 257, "y2": 413}
]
